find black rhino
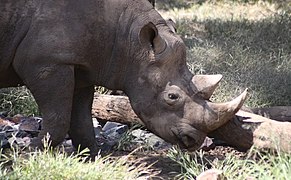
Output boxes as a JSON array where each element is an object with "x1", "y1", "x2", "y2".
[{"x1": 0, "y1": 0, "x2": 247, "y2": 155}]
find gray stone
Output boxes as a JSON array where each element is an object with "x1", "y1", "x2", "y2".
[
  {"x1": 200, "y1": 137, "x2": 215, "y2": 151},
  {"x1": 102, "y1": 122, "x2": 128, "y2": 139},
  {"x1": 0, "y1": 115, "x2": 173, "y2": 151},
  {"x1": 131, "y1": 129, "x2": 171, "y2": 150},
  {"x1": 92, "y1": 118, "x2": 102, "y2": 138},
  {"x1": 19, "y1": 117, "x2": 41, "y2": 132},
  {"x1": 102, "y1": 122, "x2": 124, "y2": 131},
  {"x1": 0, "y1": 131, "x2": 9, "y2": 148}
]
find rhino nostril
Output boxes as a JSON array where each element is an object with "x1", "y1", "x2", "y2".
[
  {"x1": 181, "y1": 135, "x2": 190, "y2": 147},
  {"x1": 181, "y1": 135, "x2": 197, "y2": 148}
]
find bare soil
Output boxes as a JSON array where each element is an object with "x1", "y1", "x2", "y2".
[{"x1": 109, "y1": 146, "x2": 246, "y2": 179}]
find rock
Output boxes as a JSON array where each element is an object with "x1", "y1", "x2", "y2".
[
  {"x1": 85, "y1": 121, "x2": 130, "y2": 152},
  {"x1": 2, "y1": 125, "x2": 14, "y2": 131},
  {"x1": 101, "y1": 122, "x2": 128, "y2": 148},
  {"x1": 0, "y1": 115, "x2": 173, "y2": 152},
  {"x1": 0, "y1": 117, "x2": 14, "y2": 126},
  {"x1": 0, "y1": 131, "x2": 10, "y2": 148},
  {"x1": 0, "y1": 115, "x2": 42, "y2": 148},
  {"x1": 200, "y1": 137, "x2": 215, "y2": 151},
  {"x1": 0, "y1": 111, "x2": 8, "y2": 118},
  {"x1": 92, "y1": 118, "x2": 102, "y2": 137},
  {"x1": 2, "y1": 125, "x2": 17, "y2": 137},
  {"x1": 197, "y1": 169, "x2": 226, "y2": 180},
  {"x1": 147, "y1": 134, "x2": 171, "y2": 149},
  {"x1": 102, "y1": 122, "x2": 128, "y2": 139},
  {"x1": 10, "y1": 114, "x2": 24, "y2": 124},
  {"x1": 18, "y1": 117, "x2": 42, "y2": 138},
  {"x1": 15, "y1": 129, "x2": 30, "y2": 138},
  {"x1": 103, "y1": 122, "x2": 126, "y2": 131},
  {"x1": 60, "y1": 139, "x2": 75, "y2": 153},
  {"x1": 12, "y1": 137, "x2": 31, "y2": 147},
  {"x1": 131, "y1": 129, "x2": 171, "y2": 149},
  {"x1": 19, "y1": 117, "x2": 41, "y2": 132}
]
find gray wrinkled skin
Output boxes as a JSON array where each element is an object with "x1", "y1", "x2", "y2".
[{"x1": 0, "y1": 0, "x2": 246, "y2": 155}]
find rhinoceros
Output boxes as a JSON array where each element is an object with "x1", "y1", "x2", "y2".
[{"x1": 0, "y1": 0, "x2": 247, "y2": 155}]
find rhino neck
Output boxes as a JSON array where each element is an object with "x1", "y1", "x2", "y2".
[{"x1": 99, "y1": 0, "x2": 162, "y2": 91}]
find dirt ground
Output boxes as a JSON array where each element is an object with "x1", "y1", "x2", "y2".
[{"x1": 110, "y1": 146, "x2": 246, "y2": 179}]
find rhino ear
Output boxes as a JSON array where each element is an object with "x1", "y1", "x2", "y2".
[{"x1": 139, "y1": 22, "x2": 166, "y2": 54}]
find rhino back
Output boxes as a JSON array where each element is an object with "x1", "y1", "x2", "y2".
[
  {"x1": 11, "y1": 0, "x2": 132, "y2": 88},
  {"x1": 1, "y1": 0, "x2": 159, "y2": 88},
  {"x1": 0, "y1": 0, "x2": 35, "y2": 70}
]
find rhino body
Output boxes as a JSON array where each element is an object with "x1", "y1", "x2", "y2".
[{"x1": 0, "y1": 0, "x2": 246, "y2": 155}]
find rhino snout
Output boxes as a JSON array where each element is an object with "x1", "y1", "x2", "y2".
[{"x1": 170, "y1": 123, "x2": 207, "y2": 151}]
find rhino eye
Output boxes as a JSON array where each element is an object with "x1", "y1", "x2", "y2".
[
  {"x1": 161, "y1": 87, "x2": 185, "y2": 109},
  {"x1": 168, "y1": 93, "x2": 179, "y2": 100},
  {"x1": 164, "y1": 93, "x2": 181, "y2": 107}
]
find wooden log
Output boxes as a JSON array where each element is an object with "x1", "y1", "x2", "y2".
[
  {"x1": 209, "y1": 110, "x2": 291, "y2": 152},
  {"x1": 208, "y1": 114, "x2": 254, "y2": 151},
  {"x1": 92, "y1": 94, "x2": 143, "y2": 125},
  {"x1": 92, "y1": 93, "x2": 291, "y2": 152},
  {"x1": 250, "y1": 106, "x2": 291, "y2": 122},
  {"x1": 237, "y1": 110, "x2": 291, "y2": 152}
]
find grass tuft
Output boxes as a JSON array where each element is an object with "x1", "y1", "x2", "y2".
[
  {"x1": 159, "y1": 0, "x2": 291, "y2": 107},
  {"x1": 167, "y1": 146, "x2": 291, "y2": 179},
  {"x1": 0, "y1": 138, "x2": 155, "y2": 180},
  {"x1": 0, "y1": 87, "x2": 39, "y2": 116}
]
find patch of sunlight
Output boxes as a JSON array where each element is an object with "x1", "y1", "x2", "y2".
[{"x1": 159, "y1": 1, "x2": 281, "y2": 22}]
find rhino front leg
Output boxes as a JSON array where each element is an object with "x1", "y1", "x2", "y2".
[
  {"x1": 20, "y1": 65, "x2": 75, "y2": 148},
  {"x1": 69, "y1": 86, "x2": 98, "y2": 156}
]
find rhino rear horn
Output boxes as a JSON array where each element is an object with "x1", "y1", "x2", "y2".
[
  {"x1": 139, "y1": 22, "x2": 166, "y2": 54},
  {"x1": 192, "y1": 74, "x2": 223, "y2": 99}
]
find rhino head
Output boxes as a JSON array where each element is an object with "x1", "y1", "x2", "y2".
[{"x1": 123, "y1": 22, "x2": 247, "y2": 150}]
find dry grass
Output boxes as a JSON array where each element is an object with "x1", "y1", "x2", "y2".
[
  {"x1": 167, "y1": 146, "x2": 291, "y2": 179},
  {"x1": 1, "y1": 1, "x2": 291, "y2": 179},
  {"x1": 159, "y1": 0, "x2": 280, "y2": 21},
  {"x1": 158, "y1": 0, "x2": 291, "y2": 107},
  {"x1": 0, "y1": 140, "x2": 157, "y2": 180}
]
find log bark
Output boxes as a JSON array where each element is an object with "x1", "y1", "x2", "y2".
[
  {"x1": 92, "y1": 94, "x2": 291, "y2": 152},
  {"x1": 236, "y1": 110, "x2": 291, "y2": 152},
  {"x1": 250, "y1": 106, "x2": 291, "y2": 122},
  {"x1": 209, "y1": 110, "x2": 291, "y2": 152},
  {"x1": 208, "y1": 114, "x2": 254, "y2": 151},
  {"x1": 92, "y1": 94, "x2": 143, "y2": 125}
]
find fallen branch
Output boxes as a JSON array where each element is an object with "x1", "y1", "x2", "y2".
[
  {"x1": 92, "y1": 94, "x2": 143, "y2": 125},
  {"x1": 250, "y1": 106, "x2": 291, "y2": 122},
  {"x1": 237, "y1": 110, "x2": 291, "y2": 152},
  {"x1": 92, "y1": 94, "x2": 291, "y2": 152}
]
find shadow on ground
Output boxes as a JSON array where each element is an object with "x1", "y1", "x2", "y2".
[
  {"x1": 176, "y1": 13, "x2": 291, "y2": 106},
  {"x1": 156, "y1": 0, "x2": 196, "y2": 10}
]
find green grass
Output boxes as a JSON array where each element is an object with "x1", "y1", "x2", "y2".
[
  {"x1": 159, "y1": 0, "x2": 291, "y2": 107},
  {"x1": 0, "y1": 145, "x2": 155, "y2": 180},
  {"x1": 0, "y1": 87, "x2": 39, "y2": 116},
  {"x1": 116, "y1": 124, "x2": 144, "y2": 151},
  {"x1": 1, "y1": 1, "x2": 291, "y2": 179},
  {"x1": 1, "y1": 1, "x2": 290, "y2": 111},
  {"x1": 167, "y1": 146, "x2": 291, "y2": 179},
  {"x1": 160, "y1": 1, "x2": 291, "y2": 179}
]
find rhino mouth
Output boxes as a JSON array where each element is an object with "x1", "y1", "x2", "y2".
[{"x1": 170, "y1": 124, "x2": 206, "y2": 151}]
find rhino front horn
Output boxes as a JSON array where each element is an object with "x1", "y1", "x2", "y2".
[
  {"x1": 203, "y1": 88, "x2": 248, "y2": 132},
  {"x1": 192, "y1": 74, "x2": 223, "y2": 99}
]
